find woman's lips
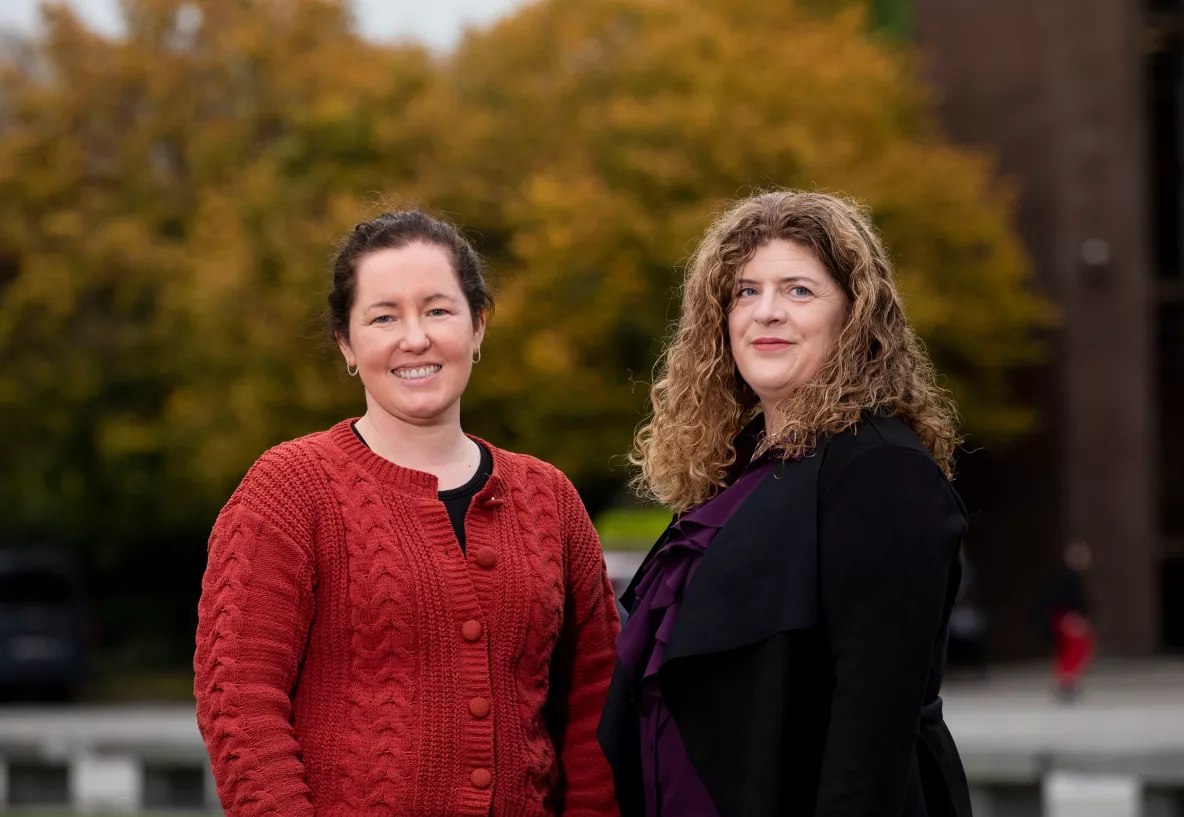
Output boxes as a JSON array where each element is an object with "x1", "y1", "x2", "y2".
[{"x1": 752, "y1": 338, "x2": 793, "y2": 350}]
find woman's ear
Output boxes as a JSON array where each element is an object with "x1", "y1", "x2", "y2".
[
  {"x1": 473, "y1": 309, "x2": 487, "y2": 349},
  {"x1": 335, "y1": 330, "x2": 354, "y2": 367}
]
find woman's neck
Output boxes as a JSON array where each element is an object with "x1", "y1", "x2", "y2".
[{"x1": 357, "y1": 405, "x2": 474, "y2": 479}]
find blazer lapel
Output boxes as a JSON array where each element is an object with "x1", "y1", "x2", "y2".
[{"x1": 662, "y1": 440, "x2": 828, "y2": 665}]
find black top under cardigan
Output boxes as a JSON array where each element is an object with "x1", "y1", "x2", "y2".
[{"x1": 598, "y1": 415, "x2": 973, "y2": 817}]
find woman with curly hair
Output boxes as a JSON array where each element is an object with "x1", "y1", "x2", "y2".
[{"x1": 599, "y1": 191, "x2": 973, "y2": 817}]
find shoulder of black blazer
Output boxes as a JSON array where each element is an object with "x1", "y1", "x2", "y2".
[{"x1": 816, "y1": 413, "x2": 962, "y2": 508}]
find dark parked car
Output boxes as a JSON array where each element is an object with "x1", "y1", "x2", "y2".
[{"x1": 0, "y1": 549, "x2": 91, "y2": 701}]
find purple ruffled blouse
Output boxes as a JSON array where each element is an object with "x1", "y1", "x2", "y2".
[{"x1": 615, "y1": 458, "x2": 776, "y2": 817}]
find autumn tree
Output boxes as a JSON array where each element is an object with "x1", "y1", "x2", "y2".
[{"x1": 0, "y1": 0, "x2": 1048, "y2": 663}]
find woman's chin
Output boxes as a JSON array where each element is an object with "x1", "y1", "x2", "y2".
[{"x1": 373, "y1": 393, "x2": 460, "y2": 425}]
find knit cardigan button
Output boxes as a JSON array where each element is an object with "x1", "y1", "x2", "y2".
[
  {"x1": 471, "y1": 768, "x2": 492, "y2": 789},
  {"x1": 461, "y1": 620, "x2": 483, "y2": 642},
  {"x1": 475, "y1": 548, "x2": 497, "y2": 569},
  {"x1": 469, "y1": 697, "x2": 491, "y2": 718}
]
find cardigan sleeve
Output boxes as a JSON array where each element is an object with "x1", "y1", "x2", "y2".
[
  {"x1": 193, "y1": 448, "x2": 318, "y2": 817},
  {"x1": 813, "y1": 444, "x2": 964, "y2": 817},
  {"x1": 546, "y1": 469, "x2": 622, "y2": 817}
]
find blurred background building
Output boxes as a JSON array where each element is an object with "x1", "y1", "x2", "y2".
[{"x1": 915, "y1": 0, "x2": 1183, "y2": 659}]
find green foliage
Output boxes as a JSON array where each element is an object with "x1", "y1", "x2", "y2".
[
  {"x1": 0, "y1": 0, "x2": 1050, "y2": 662},
  {"x1": 869, "y1": 0, "x2": 912, "y2": 41},
  {"x1": 594, "y1": 507, "x2": 673, "y2": 551}
]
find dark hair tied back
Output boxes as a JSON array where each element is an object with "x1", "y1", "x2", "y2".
[{"x1": 329, "y1": 210, "x2": 493, "y2": 341}]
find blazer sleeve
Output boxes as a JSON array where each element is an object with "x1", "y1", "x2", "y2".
[
  {"x1": 546, "y1": 468, "x2": 622, "y2": 817},
  {"x1": 193, "y1": 450, "x2": 318, "y2": 817},
  {"x1": 813, "y1": 444, "x2": 964, "y2": 817}
]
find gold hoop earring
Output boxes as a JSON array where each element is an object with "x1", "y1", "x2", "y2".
[
  {"x1": 472, "y1": 348, "x2": 482, "y2": 364},
  {"x1": 347, "y1": 361, "x2": 358, "y2": 377}
]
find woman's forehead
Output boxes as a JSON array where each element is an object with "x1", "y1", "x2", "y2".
[
  {"x1": 734, "y1": 243, "x2": 831, "y2": 283},
  {"x1": 355, "y1": 245, "x2": 460, "y2": 298}
]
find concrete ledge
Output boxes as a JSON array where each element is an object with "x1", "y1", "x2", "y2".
[
  {"x1": 1044, "y1": 772, "x2": 1141, "y2": 817},
  {"x1": 961, "y1": 749, "x2": 1049, "y2": 783},
  {"x1": 72, "y1": 752, "x2": 141, "y2": 813}
]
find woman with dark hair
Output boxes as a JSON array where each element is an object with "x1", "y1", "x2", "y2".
[
  {"x1": 600, "y1": 191, "x2": 973, "y2": 817},
  {"x1": 194, "y1": 211, "x2": 620, "y2": 817}
]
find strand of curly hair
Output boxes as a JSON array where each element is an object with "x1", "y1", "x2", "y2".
[{"x1": 630, "y1": 190, "x2": 960, "y2": 512}]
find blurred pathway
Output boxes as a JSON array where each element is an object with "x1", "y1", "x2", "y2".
[{"x1": 942, "y1": 659, "x2": 1184, "y2": 784}]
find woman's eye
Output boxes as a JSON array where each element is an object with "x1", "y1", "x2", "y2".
[
  {"x1": 790, "y1": 286, "x2": 812, "y2": 297},
  {"x1": 372, "y1": 315, "x2": 394, "y2": 324},
  {"x1": 737, "y1": 287, "x2": 757, "y2": 298},
  {"x1": 427, "y1": 308, "x2": 449, "y2": 317}
]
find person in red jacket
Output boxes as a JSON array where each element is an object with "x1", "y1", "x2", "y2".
[
  {"x1": 193, "y1": 210, "x2": 621, "y2": 817},
  {"x1": 1047, "y1": 539, "x2": 1096, "y2": 702}
]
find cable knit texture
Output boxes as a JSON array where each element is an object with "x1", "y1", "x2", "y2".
[{"x1": 194, "y1": 420, "x2": 621, "y2": 817}]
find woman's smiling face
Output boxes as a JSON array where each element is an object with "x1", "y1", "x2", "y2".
[
  {"x1": 727, "y1": 239, "x2": 848, "y2": 409},
  {"x1": 338, "y1": 242, "x2": 485, "y2": 425}
]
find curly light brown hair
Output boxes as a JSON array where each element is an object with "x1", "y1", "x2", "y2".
[{"x1": 631, "y1": 190, "x2": 960, "y2": 511}]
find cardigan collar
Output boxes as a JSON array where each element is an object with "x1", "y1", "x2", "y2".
[{"x1": 328, "y1": 418, "x2": 507, "y2": 502}]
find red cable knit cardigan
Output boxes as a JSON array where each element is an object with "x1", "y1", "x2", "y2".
[{"x1": 193, "y1": 420, "x2": 621, "y2": 817}]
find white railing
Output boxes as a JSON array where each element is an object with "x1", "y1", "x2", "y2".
[{"x1": 1, "y1": 703, "x2": 1182, "y2": 814}]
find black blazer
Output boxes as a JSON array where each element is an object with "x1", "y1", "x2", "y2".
[{"x1": 599, "y1": 416, "x2": 973, "y2": 817}]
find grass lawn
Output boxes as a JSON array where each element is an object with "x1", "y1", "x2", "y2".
[
  {"x1": 79, "y1": 669, "x2": 197, "y2": 703},
  {"x1": 594, "y1": 506, "x2": 671, "y2": 551}
]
